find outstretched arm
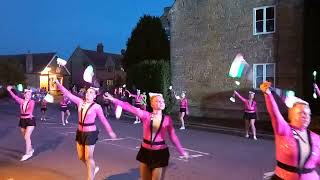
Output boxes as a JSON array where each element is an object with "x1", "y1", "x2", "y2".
[
  {"x1": 6, "y1": 86, "x2": 23, "y2": 104},
  {"x1": 96, "y1": 105, "x2": 116, "y2": 139},
  {"x1": 104, "y1": 93, "x2": 147, "y2": 121},
  {"x1": 125, "y1": 90, "x2": 137, "y2": 98},
  {"x1": 54, "y1": 80, "x2": 82, "y2": 105},
  {"x1": 173, "y1": 91, "x2": 180, "y2": 100},
  {"x1": 167, "y1": 116, "x2": 188, "y2": 156},
  {"x1": 260, "y1": 82, "x2": 290, "y2": 135},
  {"x1": 234, "y1": 90, "x2": 247, "y2": 103}
]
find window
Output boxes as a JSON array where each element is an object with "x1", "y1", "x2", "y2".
[
  {"x1": 253, "y1": 63, "x2": 275, "y2": 89},
  {"x1": 106, "y1": 80, "x2": 113, "y2": 86},
  {"x1": 253, "y1": 6, "x2": 275, "y2": 35}
]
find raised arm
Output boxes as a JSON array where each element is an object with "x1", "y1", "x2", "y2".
[
  {"x1": 173, "y1": 91, "x2": 180, "y2": 100},
  {"x1": 54, "y1": 80, "x2": 82, "y2": 105},
  {"x1": 314, "y1": 83, "x2": 320, "y2": 97},
  {"x1": 185, "y1": 99, "x2": 189, "y2": 115},
  {"x1": 125, "y1": 90, "x2": 137, "y2": 98},
  {"x1": 260, "y1": 82, "x2": 290, "y2": 135},
  {"x1": 7, "y1": 86, "x2": 23, "y2": 104},
  {"x1": 234, "y1": 90, "x2": 247, "y2": 103},
  {"x1": 95, "y1": 105, "x2": 116, "y2": 139},
  {"x1": 167, "y1": 116, "x2": 187, "y2": 156},
  {"x1": 104, "y1": 93, "x2": 147, "y2": 121}
]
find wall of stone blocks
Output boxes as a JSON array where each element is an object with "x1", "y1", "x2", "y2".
[{"x1": 169, "y1": 0, "x2": 303, "y2": 119}]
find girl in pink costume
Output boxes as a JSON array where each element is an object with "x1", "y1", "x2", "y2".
[
  {"x1": 7, "y1": 86, "x2": 36, "y2": 161},
  {"x1": 60, "y1": 95, "x2": 71, "y2": 126},
  {"x1": 261, "y1": 81, "x2": 320, "y2": 180},
  {"x1": 234, "y1": 90, "x2": 258, "y2": 140},
  {"x1": 104, "y1": 92, "x2": 188, "y2": 180},
  {"x1": 173, "y1": 91, "x2": 189, "y2": 130},
  {"x1": 126, "y1": 89, "x2": 144, "y2": 124},
  {"x1": 55, "y1": 80, "x2": 117, "y2": 180},
  {"x1": 40, "y1": 98, "x2": 47, "y2": 121}
]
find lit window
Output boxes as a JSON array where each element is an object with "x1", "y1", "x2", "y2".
[{"x1": 106, "y1": 80, "x2": 113, "y2": 86}]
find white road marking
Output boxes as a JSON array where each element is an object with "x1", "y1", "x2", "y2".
[
  {"x1": 60, "y1": 132, "x2": 76, "y2": 135},
  {"x1": 173, "y1": 157, "x2": 188, "y2": 162},
  {"x1": 263, "y1": 171, "x2": 274, "y2": 179},
  {"x1": 99, "y1": 141, "x2": 138, "y2": 151},
  {"x1": 40, "y1": 122, "x2": 58, "y2": 125},
  {"x1": 49, "y1": 126, "x2": 76, "y2": 129},
  {"x1": 127, "y1": 136, "x2": 210, "y2": 156},
  {"x1": 97, "y1": 137, "x2": 127, "y2": 143},
  {"x1": 179, "y1": 154, "x2": 203, "y2": 158}
]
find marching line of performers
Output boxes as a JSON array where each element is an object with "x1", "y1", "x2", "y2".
[{"x1": 4, "y1": 81, "x2": 320, "y2": 180}]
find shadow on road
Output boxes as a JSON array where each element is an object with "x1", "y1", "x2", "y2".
[
  {"x1": 104, "y1": 168, "x2": 140, "y2": 180},
  {"x1": 33, "y1": 135, "x2": 64, "y2": 157},
  {"x1": 0, "y1": 126, "x2": 15, "y2": 140},
  {"x1": 0, "y1": 146, "x2": 23, "y2": 161}
]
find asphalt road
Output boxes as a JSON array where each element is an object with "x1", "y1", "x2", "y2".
[{"x1": 0, "y1": 100, "x2": 279, "y2": 180}]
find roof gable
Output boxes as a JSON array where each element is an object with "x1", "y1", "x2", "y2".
[
  {"x1": 80, "y1": 48, "x2": 123, "y2": 70},
  {"x1": 0, "y1": 52, "x2": 56, "y2": 73}
]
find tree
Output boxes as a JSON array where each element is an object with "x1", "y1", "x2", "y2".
[
  {"x1": 127, "y1": 60, "x2": 175, "y2": 114},
  {"x1": 0, "y1": 59, "x2": 26, "y2": 86},
  {"x1": 123, "y1": 15, "x2": 170, "y2": 68}
]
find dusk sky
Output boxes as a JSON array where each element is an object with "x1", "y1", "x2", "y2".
[{"x1": 0, "y1": 0, "x2": 174, "y2": 59}]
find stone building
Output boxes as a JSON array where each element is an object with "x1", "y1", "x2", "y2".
[
  {"x1": 168, "y1": 0, "x2": 304, "y2": 119},
  {"x1": 68, "y1": 43, "x2": 126, "y2": 90},
  {"x1": 160, "y1": 7, "x2": 172, "y2": 40},
  {"x1": 0, "y1": 52, "x2": 70, "y2": 94}
]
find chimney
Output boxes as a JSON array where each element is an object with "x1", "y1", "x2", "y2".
[
  {"x1": 121, "y1": 49, "x2": 126, "y2": 55},
  {"x1": 26, "y1": 52, "x2": 33, "y2": 73},
  {"x1": 97, "y1": 43, "x2": 104, "y2": 53},
  {"x1": 164, "y1": 7, "x2": 171, "y2": 14}
]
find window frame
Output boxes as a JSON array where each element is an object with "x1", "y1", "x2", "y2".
[
  {"x1": 253, "y1": 63, "x2": 276, "y2": 89},
  {"x1": 106, "y1": 80, "x2": 114, "y2": 86},
  {"x1": 253, "y1": 5, "x2": 276, "y2": 35}
]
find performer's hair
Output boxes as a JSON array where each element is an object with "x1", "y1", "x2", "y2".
[{"x1": 88, "y1": 87, "x2": 99, "y2": 94}]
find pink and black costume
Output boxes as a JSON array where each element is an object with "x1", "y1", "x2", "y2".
[
  {"x1": 41, "y1": 99, "x2": 47, "y2": 112},
  {"x1": 264, "y1": 90, "x2": 320, "y2": 179},
  {"x1": 315, "y1": 85, "x2": 320, "y2": 98},
  {"x1": 110, "y1": 97, "x2": 186, "y2": 169},
  {"x1": 179, "y1": 98, "x2": 188, "y2": 113},
  {"x1": 7, "y1": 89, "x2": 36, "y2": 128},
  {"x1": 60, "y1": 96, "x2": 71, "y2": 112},
  {"x1": 56, "y1": 83, "x2": 115, "y2": 145},
  {"x1": 234, "y1": 91, "x2": 257, "y2": 120},
  {"x1": 133, "y1": 94, "x2": 144, "y2": 109}
]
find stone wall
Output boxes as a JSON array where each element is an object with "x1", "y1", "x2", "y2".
[
  {"x1": 69, "y1": 48, "x2": 91, "y2": 88},
  {"x1": 25, "y1": 74, "x2": 39, "y2": 88},
  {"x1": 169, "y1": 0, "x2": 303, "y2": 118}
]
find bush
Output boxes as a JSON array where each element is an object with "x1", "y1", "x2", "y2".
[
  {"x1": 127, "y1": 60, "x2": 174, "y2": 114},
  {"x1": 0, "y1": 61, "x2": 26, "y2": 98}
]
